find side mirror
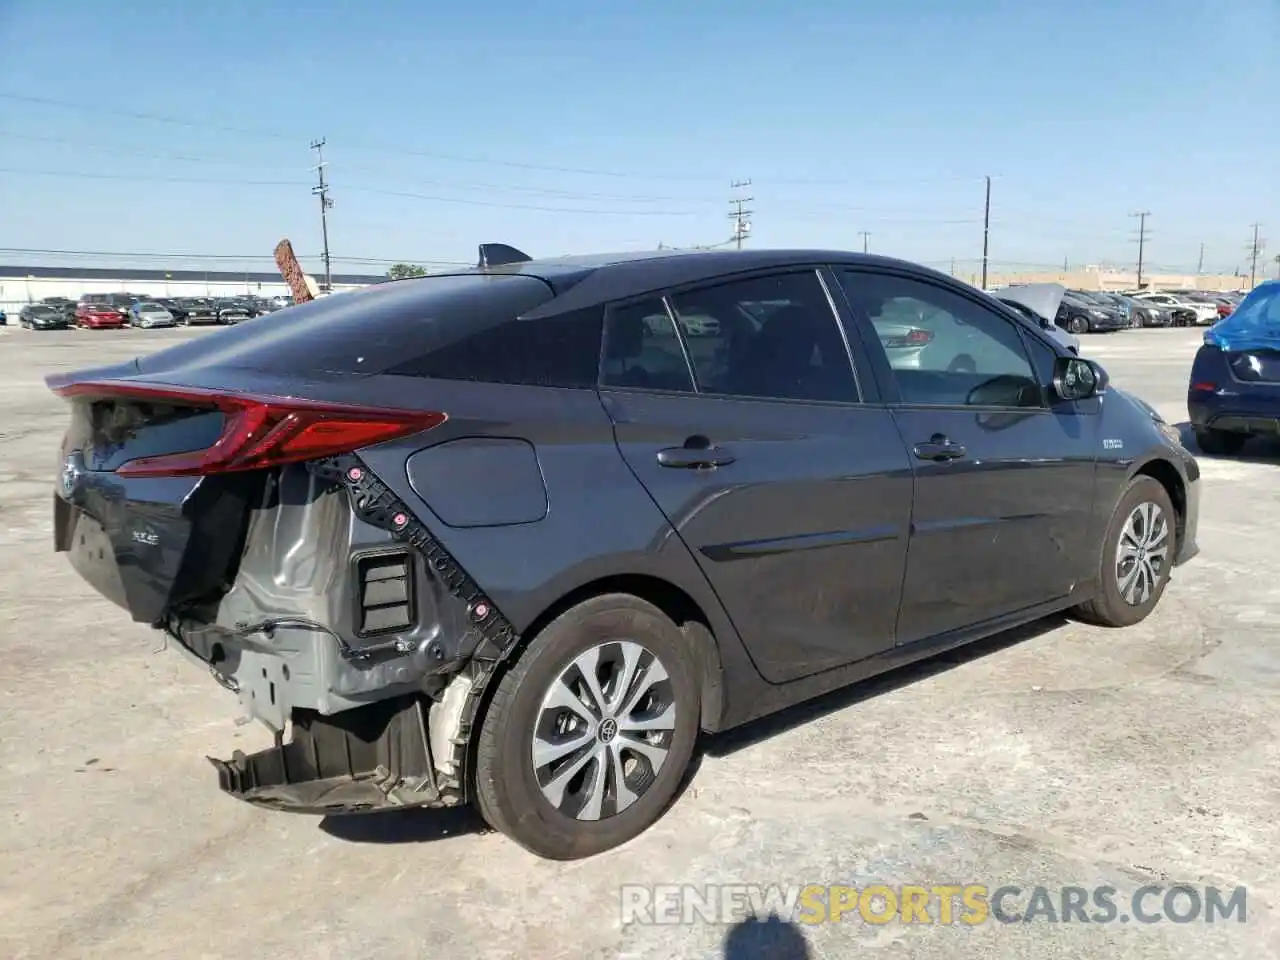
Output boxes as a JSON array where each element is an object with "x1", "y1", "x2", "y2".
[{"x1": 1053, "y1": 356, "x2": 1108, "y2": 400}]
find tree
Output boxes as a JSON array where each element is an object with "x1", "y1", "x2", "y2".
[{"x1": 387, "y1": 263, "x2": 428, "y2": 280}]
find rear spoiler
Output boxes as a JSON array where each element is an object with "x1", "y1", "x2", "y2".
[{"x1": 477, "y1": 243, "x2": 532, "y2": 270}]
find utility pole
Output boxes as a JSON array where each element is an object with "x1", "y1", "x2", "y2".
[
  {"x1": 1247, "y1": 223, "x2": 1263, "y2": 289},
  {"x1": 858, "y1": 231, "x2": 871, "y2": 254},
  {"x1": 1197, "y1": 242, "x2": 1205, "y2": 275},
  {"x1": 729, "y1": 181, "x2": 753, "y2": 250},
  {"x1": 1274, "y1": 253, "x2": 1280, "y2": 280},
  {"x1": 1131, "y1": 211, "x2": 1151, "y2": 288},
  {"x1": 981, "y1": 175, "x2": 991, "y2": 290},
  {"x1": 311, "y1": 139, "x2": 333, "y2": 292}
]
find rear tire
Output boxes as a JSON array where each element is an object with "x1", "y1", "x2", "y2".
[
  {"x1": 473, "y1": 593, "x2": 701, "y2": 860},
  {"x1": 1072, "y1": 476, "x2": 1176, "y2": 628},
  {"x1": 1194, "y1": 428, "x2": 1247, "y2": 456}
]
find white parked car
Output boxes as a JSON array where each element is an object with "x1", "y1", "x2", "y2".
[{"x1": 1131, "y1": 292, "x2": 1217, "y2": 325}]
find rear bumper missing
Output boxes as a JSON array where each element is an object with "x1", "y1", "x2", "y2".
[{"x1": 210, "y1": 695, "x2": 465, "y2": 814}]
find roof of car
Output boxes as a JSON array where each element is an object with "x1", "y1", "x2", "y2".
[{"x1": 395, "y1": 247, "x2": 964, "y2": 318}]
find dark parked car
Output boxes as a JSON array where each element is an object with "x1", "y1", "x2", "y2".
[
  {"x1": 1071, "y1": 290, "x2": 1133, "y2": 328},
  {"x1": 176, "y1": 297, "x2": 219, "y2": 325},
  {"x1": 1059, "y1": 292, "x2": 1126, "y2": 334},
  {"x1": 19, "y1": 303, "x2": 71, "y2": 330},
  {"x1": 991, "y1": 284, "x2": 1080, "y2": 353},
  {"x1": 1112, "y1": 294, "x2": 1171, "y2": 328},
  {"x1": 41, "y1": 297, "x2": 78, "y2": 321},
  {"x1": 1188, "y1": 280, "x2": 1280, "y2": 454},
  {"x1": 48, "y1": 245, "x2": 1200, "y2": 859},
  {"x1": 214, "y1": 297, "x2": 253, "y2": 324}
]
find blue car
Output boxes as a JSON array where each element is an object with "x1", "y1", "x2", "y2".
[{"x1": 1187, "y1": 280, "x2": 1280, "y2": 455}]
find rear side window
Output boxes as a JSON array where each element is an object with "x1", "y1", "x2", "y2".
[
  {"x1": 600, "y1": 299, "x2": 695, "y2": 392},
  {"x1": 139, "y1": 273, "x2": 594, "y2": 383},
  {"x1": 392, "y1": 305, "x2": 603, "y2": 388}
]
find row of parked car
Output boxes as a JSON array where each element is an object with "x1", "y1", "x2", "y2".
[
  {"x1": 1049, "y1": 289, "x2": 1246, "y2": 334},
  {"x1": 2, "y1": 292, "x2": 295, "y2": 330}
]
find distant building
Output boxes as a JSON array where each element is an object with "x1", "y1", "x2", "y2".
[{"x1": 0, "y1": 264, "x2": 385, "y2": 312}]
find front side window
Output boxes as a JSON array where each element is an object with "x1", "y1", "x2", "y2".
[
  {"x1": 838, "y1": 270, "x2": 1042, "y2": 408},
  {"x1": 665, "y1": 271, "x2": 859, "y2": 403}
]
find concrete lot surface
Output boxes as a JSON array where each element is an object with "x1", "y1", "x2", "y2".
[{"x1": 1, "y1": 324, "x2": 1277, "y2": 959}]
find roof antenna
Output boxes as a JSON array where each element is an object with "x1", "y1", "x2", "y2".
[{"x1": 477, "y1": 243, "x2": 533, "y2": 269}]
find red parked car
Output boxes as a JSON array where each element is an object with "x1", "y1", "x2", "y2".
[{"x1": 75, "y1": 302, "x2": 126, "y2": 329}]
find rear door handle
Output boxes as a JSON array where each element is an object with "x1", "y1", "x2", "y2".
[
  {"x1": 912, "y1": 434, "x2": 967, "y2": 462},
  {"x1": 656, "y1": 441, "x2": 736, "y2": 469}
]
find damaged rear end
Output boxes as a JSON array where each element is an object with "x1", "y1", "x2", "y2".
[{"x1": 48, "y1": 272, "x2": 563, "y2": 814}]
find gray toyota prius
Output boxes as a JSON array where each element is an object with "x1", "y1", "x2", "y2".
[{"x1": 48, "y1": 245, "x2": 1200, "y2": 859}]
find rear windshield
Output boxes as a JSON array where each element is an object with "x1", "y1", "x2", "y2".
[{"x1": 136, "y1": 273, "x2": 592, "y2": 383}]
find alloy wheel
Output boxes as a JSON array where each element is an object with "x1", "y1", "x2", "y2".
[
  {"x1": 532, "y1": 639, "x2": 676, "y2": 821},
  {"x1": 1115, "y1": 501, "x2": 1169, "y2": 606}
]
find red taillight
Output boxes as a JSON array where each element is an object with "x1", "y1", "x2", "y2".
[
  {"x1": 903, "y1": 328, "x2": 934, "y2": 345},
  {"x1": 1190, "y1": 381, "x2": 1217, "y2": 393},
  {"x1": 51, "y1": 380, "x2": 446, "y2": 477}
]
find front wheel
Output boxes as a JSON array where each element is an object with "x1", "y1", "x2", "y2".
[
  {"x1": 1072, "y1": 476, "x2": 1177, "y2": 628},
  {"x1": 473, "y1": 593, "x2": 701, "y2": 860},
  {"x1": 1067, "y1": 316, "x2": 1089, "y2": 335},
  {"x1": 1194, "y1": 428, "x2": 1247, "y2": 457}
]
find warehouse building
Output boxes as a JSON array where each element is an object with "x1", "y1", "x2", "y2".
[{"x1": 0, "y1": 264, "x2": 385, "y2": 314}]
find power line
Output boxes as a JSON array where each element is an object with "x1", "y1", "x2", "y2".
[
  {"x1": 0, "y1": 166, "x2": 707, "y2": 216},
  {"x1": 729, "y1": 180, "x2": 753, "y2": 250},
  {"x1": 0, "y1": 91, "x2": 992, "y2": 188},
  {"x1": 312, "y1": 139, "x2": 334, "y2": 292},
  {"x1": 0, "y1": 131, "x2": 728, "y2": 204},
  {"x1": 1131, "y1": 211, "x2": 1151, "y2": 287}
]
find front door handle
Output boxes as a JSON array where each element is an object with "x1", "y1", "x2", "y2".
[
  {"x1": 657, "y1": 439, "x2": 736, "y2": 469},
  {"x1": 913, "y1": 434, "x2": 967, "y2": 462}
]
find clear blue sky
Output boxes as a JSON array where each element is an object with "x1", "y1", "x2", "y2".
[{"x1": 0, "y1": 0, "x2": 1275, "y2": 277}]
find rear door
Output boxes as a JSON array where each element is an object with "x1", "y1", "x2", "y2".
[
  {"x1": 833, "y1": 267, "x2": 1099, "y2": 646},
  {"x1": 599, "y1": 267, "x2": 915, "y2": 685}
]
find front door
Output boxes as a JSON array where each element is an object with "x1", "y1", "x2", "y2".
[
  {"x1": 598, "y1": 269, "x2": 915, "y2": 684},
  {"x1": 833, "y1": 267, "x2": 1099, "y2": 646}
]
